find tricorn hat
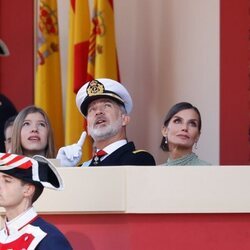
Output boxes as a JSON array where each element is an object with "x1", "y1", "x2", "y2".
[{"x1": 0, "y1": 153, "x2": 63, "y2": 190}]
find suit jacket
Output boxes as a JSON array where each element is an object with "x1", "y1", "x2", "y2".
[{"x1": 89, "y1": 141, "x2": 155, "y2": 166}]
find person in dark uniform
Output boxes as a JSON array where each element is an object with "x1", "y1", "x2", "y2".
[
  {"x1": 0, "y1": 39, "x2": 18, "y2": 152},
  {"x1": 0, "y1": 153, "x2": 73, "y2": 249},
  {"x1": 0, "y1": 94, "x2": 18, "y2": 152},
  {"x1": 57, "y1": 78, "x2": 155, "y2": 166}
]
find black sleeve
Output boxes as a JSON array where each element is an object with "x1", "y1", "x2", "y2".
[{"x1": 123, "y1": 151, "x2": 156, "y2": 166}]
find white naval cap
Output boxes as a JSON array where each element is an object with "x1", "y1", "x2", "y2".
[{"x1": 76, "y1": 78, "x2": 133, "y2": 117}]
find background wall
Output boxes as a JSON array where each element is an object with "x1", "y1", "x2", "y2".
[
  {"x1": 43, "y1": 213, "x2": 250, "y2": 250},
  {"x1": 0, "y1": 0, "x2": 220, "y2": 165},
  {"x1": 0, "y1": 0, "x2": 34, "y2": 108},
  {"x1": 58, "y1": 0, "x2": 220, "y2": 165},
  {"x1": 220, "y1": 0, "x2": 250, "y2": 164}
]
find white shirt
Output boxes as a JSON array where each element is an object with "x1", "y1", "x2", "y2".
[{"x1": 82, "y1": 139, "x2": 127, "y2": 166}]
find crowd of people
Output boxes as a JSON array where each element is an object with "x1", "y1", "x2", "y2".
[
  {"x1": 1, "y1": 78, "x2": 211, "y2": 167},
  {"x1": 0, "y1": 74, "x2": 211, "y2": 248}
]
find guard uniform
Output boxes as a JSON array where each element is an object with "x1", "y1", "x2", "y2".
[
  {"x1": 0, "y1": 153, "x2": 73, "y2": 250},
  {"x1": 88, "y1": 141, "x2": 155, "y2": 166},
  {"x1": 0, "y1": 207, "x2": 72, "y2": 250}
]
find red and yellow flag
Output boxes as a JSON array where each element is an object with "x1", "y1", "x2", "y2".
[
  {"x1": 87, "y1": 0, "x2": 119, "y2": 81},
  {"x1": 35, "y1": 0, "x2": 64, "y2": 151},
  {"x1": 65, "y1": 0, "x2": 119, "y2": 161},
  {"x1": 65, "y1": 0, "x2": 92, "y2": 161}
]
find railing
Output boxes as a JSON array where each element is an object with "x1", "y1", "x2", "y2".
[{"x1": 24, "y1": 164, "x2": 250, "y2": 214}]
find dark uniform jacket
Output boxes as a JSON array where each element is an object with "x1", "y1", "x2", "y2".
[
  {"x1": 0, "y1": 207, "x2": 72, "y2": 250},
  {"x1": 33, "y1": 217, "x2": 72, "y2": 250},
  {"x1": 89, "y1": 141, "x2": 156, "y2": 166}
]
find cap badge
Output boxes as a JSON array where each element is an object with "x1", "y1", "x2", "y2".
[{"x1": 86, "y1": 80, "x2": 105, "y2": 97}]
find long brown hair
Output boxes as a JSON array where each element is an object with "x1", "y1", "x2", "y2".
[{"x1": 11, "y1": 106, "x2": 56, "y2": 158}]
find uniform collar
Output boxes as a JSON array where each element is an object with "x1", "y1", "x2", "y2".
[
  {"x1": 99, "y1": 139, "x2": 127, "y2": 156},
  {"x1": 4, "y1": 207, "x2": 37, "y2": 236}
]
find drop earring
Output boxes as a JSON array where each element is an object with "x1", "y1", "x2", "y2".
[
  {"x1": 165, "y1": 136, "x2": 168, "y2": 145},
  {"x1": 194, "y1": 142, "x2": 198, "y2": 149}
]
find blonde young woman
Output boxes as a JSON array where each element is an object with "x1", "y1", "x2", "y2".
[
  {"x1": 11, "y1": 106, "x2": 56, "y2": 158},
  {"x1": 160, "y1": 102, "x2": 211, "y2": 166}
]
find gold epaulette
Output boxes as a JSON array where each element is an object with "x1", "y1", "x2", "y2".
[{"x1": 132, "y1": 149, "x2": 147, "y2": 154}]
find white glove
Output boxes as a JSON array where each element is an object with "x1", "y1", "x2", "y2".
[{"x1": 56, "y1": 131, "x2": 86, "y2": 167}]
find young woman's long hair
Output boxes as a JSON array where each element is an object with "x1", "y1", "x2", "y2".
[{"x1": 11, "y1": 105, "x2": 56, "y2": 158}]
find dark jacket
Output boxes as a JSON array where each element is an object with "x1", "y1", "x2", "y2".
[
  {"x1": 32, "y1": 217, "x2": 72, "y2": 250},
  {"x1": 89, "y1": 141, "x2": 156, "y2": 166}
]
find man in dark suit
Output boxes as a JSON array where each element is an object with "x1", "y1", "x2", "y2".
[{"x1": 57, "y1": 78, "x2": 155, "y2": 166}]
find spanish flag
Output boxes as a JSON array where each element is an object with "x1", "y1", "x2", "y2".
[
  {"x1": 65, "y1": 0, "x2": 92, "y2": 161},
  {"x1": 35, "y1": 0, "x2": 64, "y2": 151},
  {"x1": 87, "y1": 0, "x2": 119, "y2": 81}
]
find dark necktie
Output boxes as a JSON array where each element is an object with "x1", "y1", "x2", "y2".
[{"x1": 93, "y1": 150, "x2": 107, "y2": 165}]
